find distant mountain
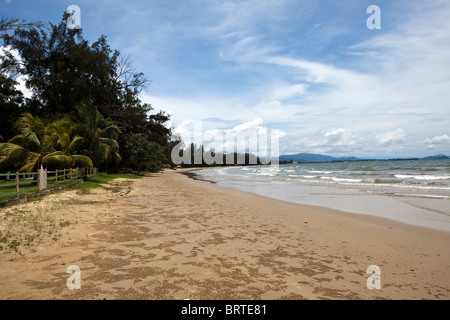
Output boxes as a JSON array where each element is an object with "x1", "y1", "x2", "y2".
[
  {"x1": 279, "y1": 153, "x2": 360, "y2": 163},
  {"x1": 279, "y1": 153, "x2": 450, "y2": 163},
  {"x1": 420, "y1": 154, "x2": 450, "y2": 160}
]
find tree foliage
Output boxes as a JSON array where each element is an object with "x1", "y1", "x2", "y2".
[
  {"x1": 0, "y1": 113, "x2": 93, "y2": 172},
  {"x1": 0, "y1": 14, "x2": 173, "y2": 173},
  {"x1": 0, "y1": 15, "x2": 45, "y2": 33},
  {"x1": 125, "y1": 134, "x2": 165, "y2": 174},
  {"x1": 0, "y1": 74, "x2": 23, "y2": 141}
]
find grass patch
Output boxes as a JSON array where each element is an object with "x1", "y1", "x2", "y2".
[
  {"x1": 0, "y1": 205, "x2": 68, "y2": 254},
  {"x1": 72, "y1": 173, "x2": 140, "y2": 190},
  {"x1": 0, "y1": 179, "x2": 79, "y2": 202},
  {"x1": 0, "y1": 172, "x2": 141, "y2": 255},
  {"x1": 72, "y1": 181, "x2": 104, "y2": 189},
  {"x1": 0, "y1": 236, "x2": 22, "y2": 255}
]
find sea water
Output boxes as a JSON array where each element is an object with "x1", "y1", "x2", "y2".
[{"x1": 197, "y1": 159, "x2": 450, "y2": 232}]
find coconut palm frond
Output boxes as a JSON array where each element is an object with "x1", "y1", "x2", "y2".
[
  {"x1": 18, "y1": 152, "x2": 41, "y2": 172},
  {"x1": 110, "y1": 149, "x2": 122, "y2": 165},
  {"x1": 0, "y1": 142, "x2": 29, "y2": 168},
  {"x1": 25, "y1": 132, "x2": 41, "y2": 152},
  {"x1": 70, "y1": 154, "x2": 93, "y2": 168},
  {"x1": 8, "y1": 135, "x2": 25, "y2": 146},
  {"x1": 99, "y1": 137, "x2": 120, "y2": 150},
  {"x1": 74, "y1": 101, "x2": 122, "y2": 168},
  {"x1": 14, "y1": 113, "x2": 46, "y2": 140},
  {"x1": 96, "y1": 143, "x2": 111, "y2": 163},
  {"x1": 48, "y1": 119, "x2": 75, "y2": 132},
  {"x1": 99, "y1": 125, "x2": 121, "y2": 138},
  {"x1": 68, "y1": 136, "x2": 85, "y2": 154},
  {"x1": 76, "y1": 100, "x2": 99, "y2": 132},
  {"x1": 44, "y1": 151, "x2": 64, "y2": 157},
  {"x1": 59, "y1": 132, "x2": 71, "y2": 152},
  {"x1": 43, "y1": 152, "x2": 73, "y2": 168}
]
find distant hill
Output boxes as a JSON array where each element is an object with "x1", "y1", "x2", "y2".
[
  {"x1": 420, "y1": 154, "x2": 450, "y2": 160},
  {"x1": 279, "y1": 153, "x2": 360, "y2": 163},
  {"x1": 279, "y1": 153, "x2": 450, "y2": 163}
]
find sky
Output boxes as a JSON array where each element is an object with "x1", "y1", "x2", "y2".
[{"x1": 2, "y1": 0, "x2": 450, "y2": 158}]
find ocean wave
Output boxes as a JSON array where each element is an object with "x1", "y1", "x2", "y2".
[
  {"x1": 395, "y1": 174, "x2": 450, "y2": 180},
  {"x1": 256, "y1": 172, "x2": 277, "y2": 176},
  {"x1": 395, "y1": 193, "x2": 450, "y2": 200},
  {"x1": 333, "y1": 177, "x2": 363, "y2": 183},
  {"x1": 309, "y1": 170, "x2": 334, "y2": 174}
]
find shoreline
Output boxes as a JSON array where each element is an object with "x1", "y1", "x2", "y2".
[
  {"x1": 179, "y1": 167, "x2": 450, "y2": 246},
  {"x1": 0, "y1": 169, "x2": 449, "y2": 299},
  {"x1": 189, "y1": 167, "x2": 450, "y2": 233}
]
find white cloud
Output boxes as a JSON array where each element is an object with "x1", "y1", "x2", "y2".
[
  {"x1": 172, "y1": 117, "x2": 285, "y2": 158},
  {"x1": 426, "y1": 134, "x2": 450, "y2": 145},
  {"x1": 1, "y1": 46, "x2": 34, "y2": 98},
  {"x1": 266, "y1": 56, "x2": 372, "y2": 85},
  {"x1": 280, "y1": 128, "x2": 362, "y2": 155},
  {"x1": 324, "y1": 128, "x2": 355, "y2": 146},
  {"x1": 15, "y1": 74, "x2": 33, "y2": 99},
  {"x1": 0, "y1": 45, "x2": 23, "y2": 75},
  {"x1": 270, "y1": 84, "x2": 308, "y2": 101},
  {"x1": 232, "y1": 117, "x2": 263, "y2": 131},
  {"x1": 376, "y1": 129, "x2": 406, "y2": 146},
  {"x1": 325, "y1": 128, "x2": 345, "y2": 138}
]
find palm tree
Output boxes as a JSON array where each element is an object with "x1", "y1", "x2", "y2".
[
  {"x1": 0, "y1": 113, "x2": 92, "y2": 172},
  {"x1": 75, "y1": 101, "x2": 121, "y2": 168},
  {"x1": 0, "y1": 113, "x2": 49, "y2": 172},
  {"x1": 44, "y1": 119, "x2": 93, "y2": 168}
]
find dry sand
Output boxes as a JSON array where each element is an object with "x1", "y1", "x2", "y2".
[{"x1": 0, "y1": 169, "x2": 449, "y2": 300}]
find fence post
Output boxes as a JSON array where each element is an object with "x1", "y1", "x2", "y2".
[
  {"x1": 15, "y1": 172, "x2": 19, "y2": 198},
  {"x1": 37, "y1": 169, "x2": 40, "y2": 192},
  {"x1": 55, "y1": 169, "x2": 58, "y2": 184},
  {"x1": 45, "y1": 168, "x2": 48, "y2": 190}
]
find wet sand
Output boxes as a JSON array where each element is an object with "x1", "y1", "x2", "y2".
[{"x1": 0, "y1": 169, "x2": 449, "y2": 300}]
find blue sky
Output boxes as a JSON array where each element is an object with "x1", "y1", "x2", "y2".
[{"x1": 2, "y1": 0, "x2": 450, "y2": 158}]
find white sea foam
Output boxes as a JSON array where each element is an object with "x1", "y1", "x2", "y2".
[
  {"x1": 395, "y1": 174, "x2": 450, "y2": 180},
  {"x1": 309, "y1": 170, "x2": 334, "y2": 174},
  {"x1": 332, "y1": 177, "x2": 363, "y2": 182},
  {"x1": 200, "y1": 159, "x2": 450, "y2": 201}
]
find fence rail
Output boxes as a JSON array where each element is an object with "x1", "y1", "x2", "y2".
[{"x1": 0, "y1": 167, "x2": 98, "y2": 201}]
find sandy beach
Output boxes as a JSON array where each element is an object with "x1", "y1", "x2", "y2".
[{"x1": 0, "y1": 169, "x2": 449, "y2": 300}]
